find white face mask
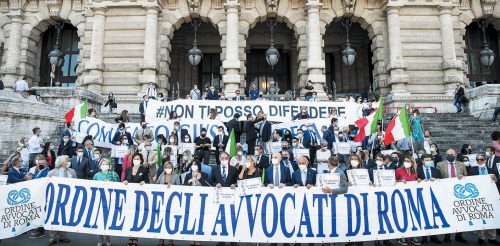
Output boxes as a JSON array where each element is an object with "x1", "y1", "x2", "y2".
[
  {"x1": 169, "y1": 139, "x2": 175, "y2": 144},
  {"x1": 307, "y1": 126, "x2": 313, "y2": 131},
  {"x1": 183, "y1": 156, "x2": 188, "y2": 161},
  {"x1": 297, "y1": 134, "x2": 303, "y2": 139},
  {"x1": 237, "y1": 151, "x2": 243, "y2": 156},
  {"x1": 133, "y1": 160, "x2": 141, "y2": 166},
  {"x1": 485, "y1": 152, "x2": 491, "y2": 157},
  {"x1": 165, "y1": 168, "x2": 173, "y2": 174},
  {"x1": 245, "y1": 162, "x2": 252, "y2": 168},
  {"x1": 191, "y1": 165, "x2": 198, "y2": 172},
  {"x1": 145, "y1": 146, "x2": 151, "y2": 151},
  {"x1": 77, "y1": 152, "x2": 83, "y2": 158},
  {"x1": 334, "y1": 131, "x2": 339, "y2": 135},
  {"x1": 94, "y1": 154, "x2": 100, "y2": 160},
  {"x1": 404, "y1": 162, "x2": 412, "y2": 168},
  {"x1": 463, "y1": 161, "x2": 470, "y2": 166},
  {"x1": 220, "y1": 160, "x2": 229, "y2": 167},
  {"x1": 299, "y1": 165, "x2": 307, "y2": 171},
  {"x1": 272, "y1": 159, "x2": 280, "y2": 166},
  {"x1": 100, "y1": 165, "x2": 110, "y2": 172},
  {"x1": 376, "y1": 160, "x2": 384, "y2": 166},
  {"x1": 350, "y1": 160, "x2": 359, "y2": 167}
]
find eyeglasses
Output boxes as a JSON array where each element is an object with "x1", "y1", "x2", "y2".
[{"x1": 477, "y1": 159, "x2": 485, "y2": 161}]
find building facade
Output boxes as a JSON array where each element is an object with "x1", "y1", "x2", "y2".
[{"x1": 0, "y1": 0, "x2": 499, "y2": 112}]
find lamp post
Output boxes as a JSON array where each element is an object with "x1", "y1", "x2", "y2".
[
  {"x1": 341, "y1": 18, "x2": 356, "y2": 87},
  {"x1": 187, "y1": 17, "x2": 203, "y2": 67},
  {"x1": 266, "y1": 17, "x2": 280, "y2": 69},
  {"x1": 48, "y1": 22, "x2": 65, "y2": 87},
  {"x1": 478, "y1": 20, "x2": 495, "y2": 84}
]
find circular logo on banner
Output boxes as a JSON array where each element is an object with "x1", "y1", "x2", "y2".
[
  {"x1": 7, "y1": 188, "x2": 31, "y2": 206},
  {"x1": 454, "y1": 183, "x2": 479, "y2": 199}
]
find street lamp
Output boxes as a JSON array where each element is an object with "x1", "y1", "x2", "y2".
[
  {"x1": 478, "y1": 20, "x2": 495, "y2": 68},
  {"x1": 266, "y1": 17, "x2": 280, "y2": 69},
  {"x1": 48, "y1": 22, "x2": 65, "y2": 87},
  {"x1": 187, "y1": 17, "x2": 203, "y2": 67},
  {"x1": 341, "y1": 18, "x2": 356, "y2": 67}
]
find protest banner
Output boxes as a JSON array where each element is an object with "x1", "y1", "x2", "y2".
[
  {"x1": 2, "y1": 176, "x2": 499, "y2": 242},
  {"x1": 272, "y1": 119, "x2": 333, "y2": 139},
  {"x1": 146, "y1": 99, "x2": 363, "y2": 124},
  {"x1": 0, "y1": 179, "x2": 47, "y2": 239},
  {"x1": 75, "y1": 117, "x2": 226, "y2": 149},
  {"x1": 2, "y1": 176, "x2": 500, "y2": 241}
]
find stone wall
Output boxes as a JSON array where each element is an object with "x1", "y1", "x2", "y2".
[{"x1": 465, "y1": 84, "x2": 500, "y2": 119}]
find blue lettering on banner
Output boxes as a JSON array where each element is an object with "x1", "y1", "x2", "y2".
[
  {"x1": 261, "y1": 194, "x2": 278, "y2": 237},
  {"x1": 211, "y1": 204, "x2": 228, "y2": 236},
  {"x1": 131, "y1": 191, "x2": 149, "y2": 232},
  {"x1": 280, "y1": 193, "x2": 295, "y2": 238},
  {"x1": 148, "y1": 191, "x2": 164, "y2": 233},
  {"x1": 109, "y1": 189, "x2": 127, "y2": 231},
  {"x1": 181, "y1": 193, "x2": 196, "y2": 235},
  {"x1": 329, "y1": 194, "x2": 339, "y2": 237},
  {"x1": 391, "y1": 190, "x2": 408, "y2": 233},
  {"x1": 346, "y1": 194, "x2": 361, "y2": 237},
  {"x1": 67, "y1": 186, "x2": 87, "y2": 226},
  {"x1": 405, "y1": 188, "x2": 432, "y2": 231},
  {"x1": 429, "y1": 188, "x2": 450, "y2": 229},
  {"x1": 196, "y1": 193, "x2": 208, "y2": 235},
  {"x1": 375, "y1": 191, "x2": 394, "y2": 234},
  {"x1": 166, "y1": 192, "x2": 182, "y2": 234},
  {"x1": 297, "y1": 195, "x2": 313, "y2": 238},
  {"x1": 312, "y1": 194, "x2": 328, "y2": 237},
  {"x1": 360, "y1": 193, "x2": 371, "y2": 235},
  {"x1": 244, "y1": 194, "x2": 261, "y2": 236}
]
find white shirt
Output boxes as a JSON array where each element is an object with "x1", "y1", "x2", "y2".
[
  {"x1": 447, "y1": 162, "x2": 457, "y2": 178},
  {"x1": 315, "y1": 149, "x2": 331, "y2": 163},
  {"x1": 273, "y1": 165, "x2": 281, "y2": 185},
  {"x1": 190, "y1": 89, "x2": 201, "y2": 100},
  {"x1": 28, "y1": 135, "x2": 43, "y2": 154},
  {"x1": 14, "y1": 80, "x2": 29, "y2": 92},
  {"x1": 220, "y1": 164, "x2": 228, "y2": 178}
]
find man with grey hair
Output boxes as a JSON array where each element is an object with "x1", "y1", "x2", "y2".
[
  {"x1": 321, "y1": 156, "x2": 348, "y2": 195},
  {"x1": 264, "y1": 152, "x2": 291, "y2": 187}
]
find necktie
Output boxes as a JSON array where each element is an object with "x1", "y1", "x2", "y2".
[
  {"x1": 450, "y1": 163, "x2": 456, "y2": 178},
  {"x1": 274, "y1": 167, "x2": 279, "y2": 186},
  {"x1": 142, "y1": 130, "x2": 145, "y2": 138},
  {"x1": 426, "y1": 168, "x2": 431, "y2": 179},
  {"x1": 77, "y1": 158, "x2": 81, "y2": 167},
  {"x1": 222, "y1": 167, "x2": 226, "y2": 181},
  {"x1": 301, "y1": 171, "x2": 306, "y2": 186},
  {"x1": 146, "y1": 151, "x2": 150, "y2": 161},
  {"x1": 311, "y1": 132, "x2": 315, "y2": 144},
  {"x1": 257, "y1": 155, "x2": 260, "y2": 163},
  {"x1": 481, "y1": 167, "x2": 487, "y2": 175},
  {"x1": 63, "y1": 169, "x2": 68, "y2": 178}
]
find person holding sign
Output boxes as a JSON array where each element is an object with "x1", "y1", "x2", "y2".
[
  {"x1": 321, "y1": 156, "x2": 348, "y2": 195},
  {"x1": 141, "y1": 141, "x2": 158, "y2": 181},
  {"x1": 238, "y1": 156, "x2": 260, "y2": 180},
  {"x1": 264, "y1": 152, "x2": 292, "y2": 188},
  {"x1": 395, "y1": 156, "x2": 418, "y2": 183},
  {"x1": 417, "y1": 154, "x2": 442, "y2": 181},
  {"x1": 292, "y1": 156, "x2": 316, "y2": 188},
  {"x1": 345, "y1": 154, "x2": 370, "y2": 186},
  {"x1": 315, "y1": 140, "x2": 332, "y2": 173},
  {"x1": 112, "y1": 123, "x2": 133, "y2": 146},
  {"x1": 230, "y1": 145, "x2": 246, "y2": 168},
  {"x1": 194, "y1": 128, "x2": 212, "y2": 165},
  {"x1": 368, "y1": 154, "x2": 390, "y2": 183},
  {"x1": 184, "y1": 161, "x2": 210, "y2": 186}
]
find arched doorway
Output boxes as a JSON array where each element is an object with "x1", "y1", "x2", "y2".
[
  {"x1": 464, "y1": 21, "x2": 500, "y2": 86},
  {"x1": 169, "y1": 21, "x2": 221, "y2": 97},
  {"x1": 323, "y1": 21, "x2": 373, "y2": 97},
  {"x1": 39, "y1": 23, "x2": 79, "y2": 87},
  {"x1": 245, "y1": 21, "x2": 297, "y2": 94}
]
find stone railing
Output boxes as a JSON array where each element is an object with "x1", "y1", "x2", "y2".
[
  {"x1": 464, "y1": 84, "x2": 500, "y2": 119},
  {"x1": 31, "y1": 87, "x2": 105, "y2": 113}
]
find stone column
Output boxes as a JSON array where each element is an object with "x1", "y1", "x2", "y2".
[
  {"x1": 84, "y1": 7, "x2": 107, "y2": 92},
  {"x1": 438, "y1": 4, "x2": 462, "y2": 95},
  {"x1": 139, "y1": 5, "x2": 159, "y2": 94},
  {"x1": 385, "y1": 5, "x2": 409, "y2": 96},
  {"x1": 305, "y1": 0, "x2": 326, "y2": 96},
  {"x1": 222, "y1": 0, "x2": 241, "y2": 97},
  {"x1": 2, "y1": 15, "x2": 23, "y2": 89}
]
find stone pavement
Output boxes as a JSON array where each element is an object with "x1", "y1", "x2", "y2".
[{"x1": 0, "y1": 231, "x2": 488, "y2": 246}]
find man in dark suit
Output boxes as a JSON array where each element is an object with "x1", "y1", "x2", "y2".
[
  {"x1": 211, "y1": 152, "x2": 238, "y2": 187},
  {"x1": 139, "y1": 95, "x2": 149, "y2": 123},
  {"x1": 417, "y1": 154, "x2": 443, "y2": 180},
  {"x1": 453, "y1": 83, "x2": 465, "y2": 113},
  {"x1": 112, "y1": 123, "x2": 133, "y2": 146},
  {"x1": 232, "y1": 90, "x2": 245, "y2": 101},
  {"x1": 213, "y1": 126, "x2": 229, "y2": 165},
  {"x1": 303, "y1": 123, "x2": 319, "y2": 164},
  {"x1": 292, "y1": 156, "x2": 316, "y2": 187},
  {"x1": 7, "y1": 157, "x2": 30, "y2": 184},
  {"x1": 254, "y1": 145, "x2": 270, "y2": 170},
  {"x1": 486, "y1": 146, "x2": 500, "y2": 173},
  {"x1": 368, "y1": 154, "x2": 391, "y2": 182},
  {"x1": 172, "y1": 121, "x2": 188, "y2": 142},
  {"x1": 264, "y1": 153, "x2": 292, "y2": 187},
  {"x1": 257, "y1": 113, "x2": 272, "y2": 154},
  {"x1": 71, "y1": 147, "x2": 89, "y2": 179},
  {"x1": 87, "y1": 148, "x2": 102, "y2": 180},
  {"x1": 244, "y1": 114, "x2": 258, "y2": 155},
  {"x1": 280, "y1": 150, "x2": 297, "y2": 179},
  {"x1": 227, "y1": 113, "x2": 241, "y2": 143}
]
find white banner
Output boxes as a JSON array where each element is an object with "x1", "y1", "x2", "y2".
[
  {"x1": 0, "y1": 179, "x2": 47, "y2": 239},
  {"x1": 0, "y1": 176, "x2": 494, "y2": 242},
  {"x1": 272, "y1": 119, "x2": 333, "y2": 139},
  {"x1": 145, "y1": 99, "x2": 362, "y2": 123},
  {"x1": 76, "y1": 117, "x2": 226, "y2": 149}
]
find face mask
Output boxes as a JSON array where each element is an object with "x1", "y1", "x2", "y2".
[
  {"x1": 38, "y1": 165, "x2": 45, "y2": 169},
  {"x1": 133, "y1": 160, "x2": 141, "y2": 166},
  {"x1": 245, "y1": 162, "x2": 252, "y2": 168},
  {"x1": 350, "y1": 160, "x2": 359, "y2": 167},
  {"x1": 272, "y1": 159, "x2": 279, "y2": 165},
  {"x1": 334, "y1": 131, "x2": 339, "y2": 135},
  {"x1": 35, "y1": 160, "x2": 39, "y2": 165},
  {"x1": 120, "y1": 129, "x2": 124, "y2": 132},
  {"x1": 123, "y1": 139, "x2": 128, "y2": 143},
  {"x1": 430, "y1": 147, "x2": 436, "y2": 151},
  {"x1": 463, "y1": 161, "x2": 470, "y2": 166},
  {"x1": 299, "y1": 165, "x2": 307, "y2": 171},
  {"x1": 63, "y1": 138, "x2": 69, "y2": 143},
  {"x1": 424, "y1": 161, "x2": 434, "y2": 168},
  {"x1": 282, "y1": 157, "x2": 289, "y2": 161},
  {"x1": 302, "y1": 109, "x2": 306, "y2": 113},
  {"x1": 201, "y1": 133, "x2": 206, "y2": 137},
  {"x1": 417, "y1": 154, "x2": 423, "y2": 158},
  {"x1": 322, "y1": 146, "x2": 328, "y2": 150},
  {"x1": 142, "y1": 125, "x2": 147, "y2": 129},
  {"x1": 77, "y1": 152, "x2": 83, "y2": 158},
  {"x1": 100, "y1": 165, "x2": 110, "y2": 172},
  {"x1": 165, "y1": 168, "x2": 173, "y2": 174},
  {"x1": 184, "y1": 138, "x2": 189, "y2": 142},
  {"x1": 297, "y1": 134, "x2": 303, "y2": 138},
  {"x1": 174, "y1": 126, "x2": 179, "y2": 130},
  {"x1": 446, "y1": 155, "x2": 455, "y2": 163},
  {"x1": 307, "y1": 126, "x2": 313, "y2": 131},
  {"x1": 183, "y1": 156, "x2": 188, "y2": 161},
  {"x1": 237, "y1": 151, "x2": 243, "y2": 156},
  {"x1": 218, "y1": 131, "x2": 223, "y2": 135},
  {"x1": 94, "y1": 154, "x2": 100, "y2": 160},
  {"x1": 376, "y1": 160, "x2": 384, "y2": 166},
  {"x1": 191, "y1": 165, "x2": 198, "y2": 172},
  {"x1": 220, "y1": 160, "x2": 229, "y2": 167},
  {"x1": 404, "y1": 162, "x2": 412, "y2": 168},
  {"x1": 145, "y1": 146, "x2": 151, "y2": 151},
  {"x1": 292, "y1": 143, "x2": 298, "y2": 147}
]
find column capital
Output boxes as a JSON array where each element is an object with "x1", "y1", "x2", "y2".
[
  {"x1": 143, "y1": 4, "x2": 161, "y2": 14},
  {"x1": 305, "y1": 0, "x2": 322, "y2": 12},
  {"x1": 437, "y1": 4, "x2": 454, "y2": 14},
  {"x1": 224, "y1": 0, "x2": 240, "y2": 11},
  {"x1": 6, "y1": 13, "x2": 23, "y2": 22},
  {"x1": 90, "y1": 6, "x2": 107, "y2": 15}
]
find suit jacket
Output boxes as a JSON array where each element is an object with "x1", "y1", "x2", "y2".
[
  {"x1": 87, "y1": 158, "x2": 101, "y2": 179},
  {"x1": 469, "y1": 166, "x2": 498, "y2": 179},
  {"x1": 303, "y1": 130, "x2": 318, "y2": 148},
  {"x1": 322, "y1": 168, "x2": 348, "y2": 195},
  {"x1": 172, "y1": 129, "x2": 189, "y2": 142},
  {"x1": 112, "y1": 131, "x2": 133, "y2": 146},
  {"x1": 139, "y1": 101, "x2": 148, "y2": 115},
  {"x1": 83, "y1": 148, "x2": 94, "y2": 160},
  {"x1": 232, "y1": 96, "x2": 245, "y2": 101},
  {"x1": 70, "y1": 156, "x2": 89, "y2": 179},
  {"x1": 281, "y1": 160, "x2": 298, "y2": 174},
  {"x1": 134, "y1": 128, "x2": 154, "y2": 144},
  {"x1": 7, "y1": 167, "x2": 27, "y2": 184},
  {"x1": 436, "y1": 161, "x2": 467, "y2": 179},
  {"x1": 292, "y1": 168, "x2": 316, "y2": 186},
  {"x1": 141, "y1": 149, "x2": 158, "y2": 179},
  {"x1": 416, "y1": 166, "x2": 443, "y2": 180},
  {"x1": 256, "y1": 155, "x2": 270, "y2": 170},
  {"x1": 213, "y1": 134, "x2": 229, "y2": 152},
  {"x1": 183, "y1": 172, "x2": 210, "y2": 186},
  {"x1": 259, "y1": 121, "x2": 272, "y2": 142},
  {"x1": 227, "y1": 119, "x2": 241, "y2": 141},
  {"x1": 57, "y1": 143, "x2": 75, "y2": 158},
  {"x1": 244, "y1": 120, "x2": 257, "y2": 143},
  {"x1": 264, "y1": 164, "x2": 292, "y2": 186},
  {"x1": 487, "y1": 156, "x2": 500, "y2": 173},
  {"x1": 211, "y1": 165, "x2": 238, "y2": 187}
]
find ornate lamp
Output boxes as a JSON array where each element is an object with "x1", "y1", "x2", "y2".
[
  {"x1": 266, "y1": 17, "x2": 280, "y2": 69},
  {"x1": 187, "y1": 17, "x2": 203, "y2": 66},
  {"x1": 47, "y1": 22, "x2": 65, "y2": 87}
]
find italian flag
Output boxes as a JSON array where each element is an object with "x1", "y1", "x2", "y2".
[
  {"x1": 354, "y1": 97, "x2": 383, "y2": 142},
  {"x1": 65, "y1": 100, "x2": 88, "y2": 123},
  {"x1": 225, "y1": 129, "x2": 237, "y2": 158},
  {"x1": 384, "y1": 105, "x2": 411, "y2": 145}
]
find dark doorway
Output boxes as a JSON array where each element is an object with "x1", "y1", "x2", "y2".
[
  {"x1": 464, "y1": 22, "x2": 499, "y2": 86},
  {"x1": 246, "y1": 49, "x2": 291, "y2": 93},
  {"x1": 40, "y1": 24, "x2": 79, "y2": 87}
]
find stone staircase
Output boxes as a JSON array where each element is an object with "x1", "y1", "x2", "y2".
[{"x1": 384, "y1": 113, "x2": 495, "y2": 153}]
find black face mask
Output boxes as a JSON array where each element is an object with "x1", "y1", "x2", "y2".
[
  {"x1": 142, "y1": 125, "x2": 147, "y2": 129},
  {"x1": 282, "y1": 147, "x2": 289, "y2": 151},
  {"x1": 282, "y1": 157, "x2": 289, "y2": 161}
]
